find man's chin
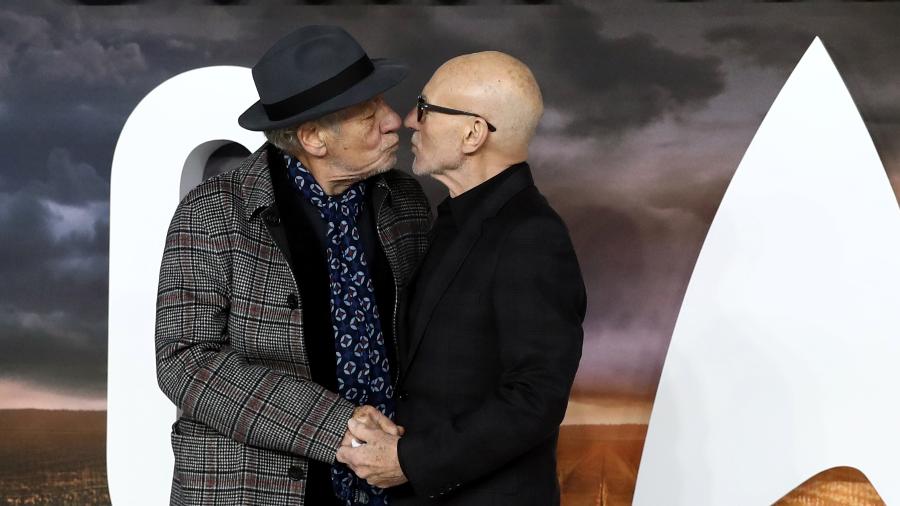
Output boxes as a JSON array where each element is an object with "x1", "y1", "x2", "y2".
[
  {"x1": 372, "y1": 155, "x2": 396, "y2": 175},
  {"x1": 412, "y1": 161, "x2": 442, "y2": 177},
  {"x1": 356, "y1": 153, "x2": 397, "y2": 179},
  {"x1": 411, "y1": 159, "x2": 429, "y2": 176}
]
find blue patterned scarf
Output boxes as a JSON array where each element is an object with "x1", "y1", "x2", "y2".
[{"x1": 284, "y1": 154, "x2": 394, "y2": 506}]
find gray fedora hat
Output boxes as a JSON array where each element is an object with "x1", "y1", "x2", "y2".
[{"x1": 239, "y1": 25, "x2": 408, "y2": 131}]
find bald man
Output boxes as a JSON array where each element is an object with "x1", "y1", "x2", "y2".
[{"x1": 337, "y1": 52, "x2": 586, "y2": 505}]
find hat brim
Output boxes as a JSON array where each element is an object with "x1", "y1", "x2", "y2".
[{"x1": 238, "y1": 58, "x2": 409, "y2": 131}]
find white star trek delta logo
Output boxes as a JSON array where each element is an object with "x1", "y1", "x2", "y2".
[{"x1": 634, "y1": 38, "x2": 898, "y2": 505}]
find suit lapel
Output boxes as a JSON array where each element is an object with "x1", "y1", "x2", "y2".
[
  {"x1": 402, "y1": 165, "x2": 535, "y2": 375},
  {"x1": 403, "y1": 218, "x2": 485, "y2": 373}
]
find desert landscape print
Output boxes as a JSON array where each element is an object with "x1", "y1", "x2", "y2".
[
  {"x1": 0, "y1": 403, "x2": 889, "y2": 505},
  {"x1": 556, "y1": 396, "x2": 887, "y2": 506},
  {"x1": 0, "y1": 410, "x2": 109, "y2": 505},
  {"x1": 558, "y1": 422, "x2": 647, "y2": 505}
]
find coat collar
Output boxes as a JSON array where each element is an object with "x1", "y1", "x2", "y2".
[{"x1": 242, "y1": 144, "x2": 278, "y2": 222}]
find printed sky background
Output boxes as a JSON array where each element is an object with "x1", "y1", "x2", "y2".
[{"x1": 1, "y1": 1, "x2": 899, "y2": 413}]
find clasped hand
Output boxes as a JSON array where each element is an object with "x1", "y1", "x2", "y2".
[{"x1": 336, "y1": 405, "x2": 408, "y2": 489}]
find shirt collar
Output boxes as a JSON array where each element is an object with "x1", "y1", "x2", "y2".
[{"x1": 445, "y1": 161, "x2": 528, "y2": 227}]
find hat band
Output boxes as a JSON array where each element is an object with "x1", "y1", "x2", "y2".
[{"x1": 262, "y1": 55, "x2": 376, "y2": 122}]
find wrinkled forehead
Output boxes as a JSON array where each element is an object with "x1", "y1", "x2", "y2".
[{"x1": 334, "y1": 95, "x2": 380, "y2": 124}]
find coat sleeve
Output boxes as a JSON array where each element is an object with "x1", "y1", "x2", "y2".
[
  {"x1": 154, "y1": 195, "x2": 356, "y2": 464},
  {"x1": 397, "y1": 214, "x2": 586, "y2": 496}
]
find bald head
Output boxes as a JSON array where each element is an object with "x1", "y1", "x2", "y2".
[
  {"x1": 406, "y1": 51, "x2": 544, "y2": 194},
  {"x1": 429, "y1": 51, "x2": 543, "y2": 155}
]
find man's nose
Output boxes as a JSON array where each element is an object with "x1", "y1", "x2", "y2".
[
  {"x1": 380, "y1": 104, "x2": 402, "y2": 133},
  {"x1": 402, "y1": 106, "x2": 419, "y2": 131}
]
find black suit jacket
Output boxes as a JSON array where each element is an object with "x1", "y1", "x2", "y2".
[{"x1": 391, "y1": 165, "x2": 586, "y2": 505}]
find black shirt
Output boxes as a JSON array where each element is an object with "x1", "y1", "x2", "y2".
[
  {"x1": 407, "y1": 163, "x2": 526, "y2": 337},
  {"x1": 270, "y1": 154, "x2": 397, "y2": 506}
]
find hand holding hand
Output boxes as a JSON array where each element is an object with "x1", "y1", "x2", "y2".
[
  {"x1": 341, "y1": 405, "x2": 404, "y2": 447},
  {"x1": 354, "y1": 405, "x2": 405, "y2": 437},
  {"x1": 337, "y1": 417, "x2": 408, "y2": 489}
]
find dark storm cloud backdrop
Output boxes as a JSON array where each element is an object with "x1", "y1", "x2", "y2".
[{"x1": 1, "y1": 1, "x2": 899, "y2": 409}]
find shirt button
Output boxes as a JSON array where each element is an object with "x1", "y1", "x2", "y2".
[
  {"x1": 287, "y1": 293, "x2": 298, "y2": 309},
  {"x1": 397, "y1": 389, "x2": 409, "y2": 401},
  {"x1": 287, "y1": 465, "x2": 305, "y2": 481}
]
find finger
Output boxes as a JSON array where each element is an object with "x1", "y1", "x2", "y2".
[
  {"x1": 368, "y1": 476, "x2": 393, "y2": 488},
  {"x1": 397, "y1": 425, "x2": 405, "y2": 436},
  {"x1": 346, "y1": 417, "x2": 371, "y2": 441},
  {"x1": 355, "y1": 414, "x2": 380, "y2": 429},
  {"x1": 353, "y1": 416, "x2": 380, "y2": 433},
  {"x1": 354, "y1": 405, "x2": 380, "y2": 424},
  {"x1": 348, "y1": 418, "x2": 382, "y2": 442},
  {"x1": 355, "y1": 405, "x2": 376, "y2": 417},
  {"x1": 368, "y1": 407, "x2": 395, "y2": 424},
  {"x1": 363, "y1": 471, "x2": 381, "y2": 487},
  {"x1": 347, "y1": 422, "x2": 369, "y2": 441},
  {"x1": 336, "y1": 445, "x2": 366, "y2": 468},
  {"x1": 357, "y1": 406, "x2": 404, "y2": 438},
  {"x1": 368, "y1": 410, "x2": 401, "y2": 436},
  {"x1": 378, "y1": 418, "x2": 401, "y2": 437}
]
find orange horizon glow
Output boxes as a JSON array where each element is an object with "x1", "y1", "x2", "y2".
[
  {"x1": 0, "y1": 377, "x2": 659, "y2": 424},
  {"x1": 0, "y1": 379, "x2": 106, "y2": 411}
]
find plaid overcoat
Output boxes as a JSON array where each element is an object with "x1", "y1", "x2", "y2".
[{"x1": 155, "y1": 144, "x2": 431, "y2": 505}]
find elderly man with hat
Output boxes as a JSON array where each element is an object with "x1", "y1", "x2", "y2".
[{"x1": 154, "y1": 26, "x2": 430, "y2": 505}]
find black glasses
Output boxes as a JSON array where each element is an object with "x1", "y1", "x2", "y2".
[{"x1": 416, "y1": 95, "x2": 497, "y2": 132}]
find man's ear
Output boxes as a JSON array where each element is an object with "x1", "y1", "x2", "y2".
[
  {"x1": 461, "y1": 119, "x2": 490, "y2": 155},
  {"x1": 297, "y1": 123, "x2": 328, "y2": 157}
]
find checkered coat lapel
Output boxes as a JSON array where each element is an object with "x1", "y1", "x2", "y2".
[{"x1": 155, "y1": 143, "x2": 431, "y2": 505}]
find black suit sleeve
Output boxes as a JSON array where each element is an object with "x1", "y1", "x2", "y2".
[{"x1": 397, "y1": 215, "x2": 586, "y2": 496}]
